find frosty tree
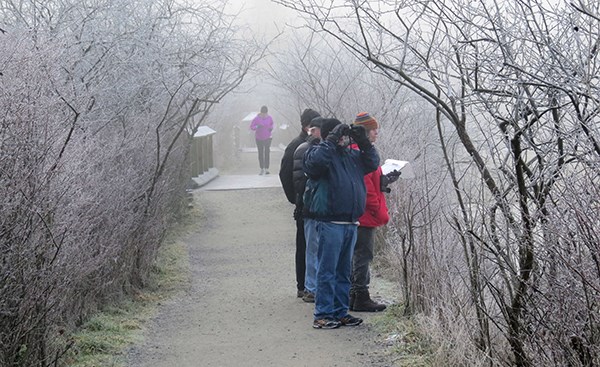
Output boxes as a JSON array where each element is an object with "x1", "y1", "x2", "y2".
[
  {"x1": 0, "y1": 0, "x2": 266, "y2": 365},
  {"x1": 274, "y1": 0, "x2": 600, "y2": 365}
]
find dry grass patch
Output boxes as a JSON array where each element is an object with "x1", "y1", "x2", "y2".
[
  {"x1": 61, "y1": 203, "x2": 201, "y2": 367},
  {"x1": 370, "y1": 304, "x2": 435, "y2": 367}
]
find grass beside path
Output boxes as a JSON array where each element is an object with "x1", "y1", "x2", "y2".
[
  {"x1": 61, "y1": 209, "x2": 198, "y2": 367},
  {"x1": 368, "y1": 304, "x2": 435, "y2": 367}
]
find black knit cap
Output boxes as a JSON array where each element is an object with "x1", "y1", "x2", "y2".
[
  {"x1": 300, "y1": 108, "x2": 321, "y2": 127},
  {"x1": 320, "y1": 118, "x2": 342, "y2": 139}
]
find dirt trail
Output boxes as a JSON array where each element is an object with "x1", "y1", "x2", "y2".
[{"x1": 127, "y1": 152, "x2": 393, "y2": 367}]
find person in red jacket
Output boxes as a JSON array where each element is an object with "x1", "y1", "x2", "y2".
[{"x1": 350, "y1": 112, "x2": 399, "y2": 312}]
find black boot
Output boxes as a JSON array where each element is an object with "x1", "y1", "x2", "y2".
[
  {"x1": 352, "y1": 290, "x2": 386, "y2": 312},
  {"x1": 349, "y1": 292, "x2": 356, "y2": 311}
]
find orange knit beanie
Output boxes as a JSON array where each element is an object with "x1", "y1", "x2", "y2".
[{"x1": 353, "y1": 112, "x2": 378, "y2": 130}]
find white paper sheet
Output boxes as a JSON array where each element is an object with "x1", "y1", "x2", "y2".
[{"x1": 381, "y1": 159, "x2": 415, "y2": 179}]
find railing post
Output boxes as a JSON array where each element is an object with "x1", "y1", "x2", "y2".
[{"x1": 191, "y1": 126, "x2": 216, "y2": 176}]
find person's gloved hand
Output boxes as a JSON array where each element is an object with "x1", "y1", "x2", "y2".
[
  {"x1": 386, "y1": 170, "x2": 401, "y2": 183},
  {"x1": 380, "y1": 170, "x2": 401, "y2": 193},
  {"x1": 306, "y1": 135, "x2": 320, "y2": 145},
  {"x1": 349, "y1": 125, "x2": 372, "y2": 150},
  {"x1": 326, "y1": 123, "x2": 350, "y2": 145}
]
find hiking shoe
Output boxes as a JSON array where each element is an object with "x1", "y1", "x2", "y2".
[
  {"x1": 313, "y1": 318, "x2": 341, "y2": 329},
  {"x1": 297, "y1": 289, "x2": 304, "y2": 298},
  {"x1": 302, "y1": 291, "x2": 315, "y2": 303},
  {"x1": 353, "y1": 290, "x2": 386, "y2": 312},
  {"x1": 338, "y1": 314, "x2": 363, "y2": 326}
]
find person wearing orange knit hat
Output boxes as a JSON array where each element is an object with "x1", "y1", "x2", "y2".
[
  {"x1": 353, "y1": 112, "x2": 379, "y2": 131},
  {"x1": 349, "y1": 112, "x2": 399, "y2": 312}
]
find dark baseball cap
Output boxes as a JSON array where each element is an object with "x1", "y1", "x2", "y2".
[{"x1": 309, "y1": 117, "x2": 323, "y2": 128}]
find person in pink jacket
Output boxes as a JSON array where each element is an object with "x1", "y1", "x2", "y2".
[
  {"x1": 250, "y1": 106, "x2": 274, "y2": 175},
  {"x1": 350, "y1": 112, "x2": 400, "y2": 312}
]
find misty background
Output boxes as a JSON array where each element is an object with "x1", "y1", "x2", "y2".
[
  {"x1": 2, "y1": 1, "x2": 600, "y2": 366},
  {"x1": 208, "y1": 0, "x2": 306, "y2": 165}
]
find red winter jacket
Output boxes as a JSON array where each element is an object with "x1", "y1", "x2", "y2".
[
  {"x1": 350, "y1": 143, "x2": 390, "y2": 227},
  {"x1": 358, "y1": 166, "x2": 390, "y2": 227}
]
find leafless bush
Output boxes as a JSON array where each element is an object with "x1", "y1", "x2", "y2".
[
  {"x1": 275, "y1": 0, "x2": 600, "y2": 365},
  {"x1": 267, "y1": 30, "x2": 404, "y2": 123},
  {"x1": 0, "y1": 0, "x2": 264, "y2": 365}
]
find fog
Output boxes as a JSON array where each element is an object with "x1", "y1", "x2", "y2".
[
  {"x1": 207, "y1": 1, "x2": 307, "y2": 166},
  {"x1": 227, "y1": 0, "x2": 299, "y2": 39},
  {"x1": 4, "y1": 1, "x2": 600, "y2": 365}
]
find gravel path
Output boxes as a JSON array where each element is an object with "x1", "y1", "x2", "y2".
[{"x1": 127, "y1": 152, "x2": 393, "y2": 366}]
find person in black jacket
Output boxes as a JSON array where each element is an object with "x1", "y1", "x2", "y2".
[
  {"x1": 279, "y1": 108, "x2": 321, "y2": 298},
  {"x1": 292, "y1": 117, "x2": 323, "y2": 303}
]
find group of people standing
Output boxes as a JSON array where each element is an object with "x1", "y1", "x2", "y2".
[{"x1": 279, "y1": 108, "x2": 400, "y2": 329}]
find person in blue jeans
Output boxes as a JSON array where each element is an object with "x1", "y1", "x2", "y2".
[{"x1": 303, "y1": 118, "x2": 380, "y2": 329}]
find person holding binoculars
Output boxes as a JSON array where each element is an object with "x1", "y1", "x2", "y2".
[{"x1": 302, "y1": 118, "x2": 380, "y2": 329}]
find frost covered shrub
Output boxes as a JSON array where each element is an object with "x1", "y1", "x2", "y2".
[
  {"x1": 0, "y1": 0, "x2": 261, "y2": 364},
  {"x1": 273, "y1": 0, "x2": 600, "y2": 365}
]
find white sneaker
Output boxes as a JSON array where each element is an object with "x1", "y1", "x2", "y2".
[{"x1": 259, "y1": 168, "x2": 264, "y2": 175}]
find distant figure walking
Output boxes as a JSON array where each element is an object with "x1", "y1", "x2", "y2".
[{"x1": 250, "y1": 106, "x2": 274, "y2": 175}]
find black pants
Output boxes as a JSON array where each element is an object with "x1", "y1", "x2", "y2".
[
  {"x1": 295, "y1": 217, "x2": 306, "y2": 291},
  {"x1": 256, "y1": 138, "x2": 272, "y2": 169},
  {"x1": 351, "y1": 226, "x2": 375, "y2": 293}
]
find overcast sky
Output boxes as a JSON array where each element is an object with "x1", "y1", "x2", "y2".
[
  {"x1": 205, "y1": 0, "x2": 305, "y2": 129},
  {"x1": 227, "y1": 0, "x2": 299, "y2": 40}
]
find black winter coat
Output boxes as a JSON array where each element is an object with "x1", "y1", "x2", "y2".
[
  {"x1": 279, "y1": 130, "x2": 308, "y2": 204},
  {"x1": 292, "y1": 137, "x2": 320, "y2": 209}
]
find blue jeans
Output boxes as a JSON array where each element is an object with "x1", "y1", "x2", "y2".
[
  {"x1": 303, "y1": 218, "x2": 319, "y2": 294},
  {"x1": 314, "y1": 221, "x2": 357, "y2": 320}
]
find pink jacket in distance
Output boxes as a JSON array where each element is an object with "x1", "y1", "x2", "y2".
[{"x1": 250, "y1": 114, "x2": 274, "y2": 141}]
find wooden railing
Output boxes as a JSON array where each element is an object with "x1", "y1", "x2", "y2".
[{"x1": 190, "y1": 126, "x2": 216, "y2": 176}]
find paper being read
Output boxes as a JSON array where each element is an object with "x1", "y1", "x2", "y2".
[{"x1": 381, "y1": 159, "x2": 415, "y2": 179}]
